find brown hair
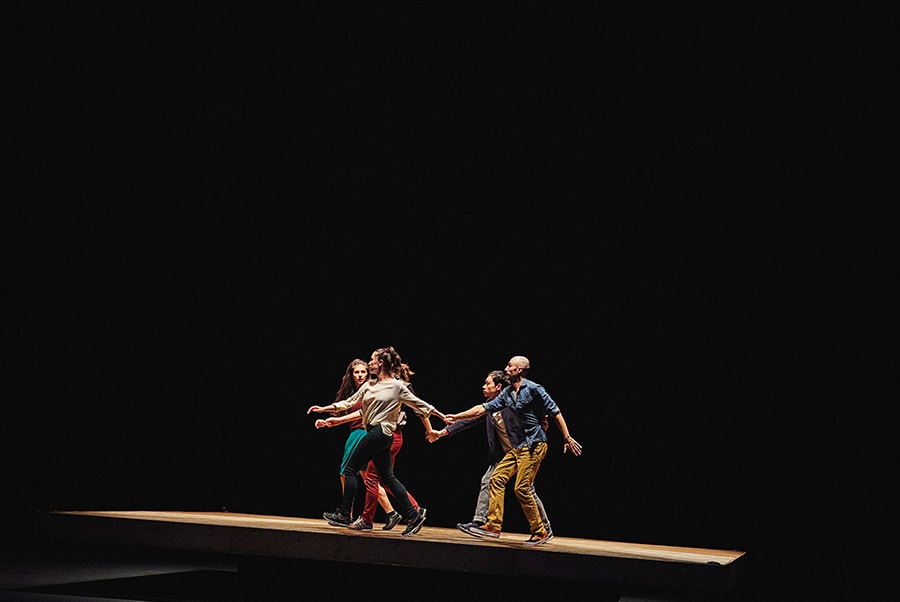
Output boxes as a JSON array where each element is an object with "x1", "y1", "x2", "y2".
[{"x1": 333, "y1": 358, "x2": 368, "y2": 403}]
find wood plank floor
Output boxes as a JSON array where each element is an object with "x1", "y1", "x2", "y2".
[{"x1": 33, "y1": 510, "x2": 747, "y2": 598}]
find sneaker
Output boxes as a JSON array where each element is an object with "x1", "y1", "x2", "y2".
[
  {"x1": 399, "y1": 507, "x2": 426, "y2": 525},
  {"x1": 401, "y1": 511, "x2": 426, "y2": 536},
  {"x1": 347, "y1": 518, "x2": 373, "y2": 531},
  {"x1": 323, "y1": 510, "x2": 350, "y2": 526},
  {"x1": 456, "y1": 521, "x2": 484, "y2": 533},
  {"x1": 382, "y1": 511, "x2": 402, "y2": 531},
  {"x1": 523, "y1": 532, "x2": 551, "y2": 546},
  {"x1": 460, "y1": 523, "x2": 500, "y2": 539}
]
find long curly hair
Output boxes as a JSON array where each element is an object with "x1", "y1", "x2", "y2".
[{"x1": 333, "y1": 358, "x2": 369, "y2": 403}]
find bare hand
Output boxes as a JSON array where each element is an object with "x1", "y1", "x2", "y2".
[
  {"x1": 563, "y1": 437, "x2": 583, "y2": 457},
  {"x1": 432, "y1": 410, "x2": 452, "y2": 425},
  {"x1": 307, "y1": 405, "x2": 327, "y2": 415},
  {"x1": 314, "y1": 419, "x2": 327, "y2": 429}
]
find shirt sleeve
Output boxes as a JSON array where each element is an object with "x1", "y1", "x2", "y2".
[
  {"x1": 483, "y1": 388, "x2": 510, "y2": 414},
  {"x1": 397, "y1": 381, "x2": 434, "y2": 417},
  {"x1": 533, "y1": 383, "x2": 561, "y2": 416},
  {"x1": 333, "y1": 383, "x2": 367, "y2": 412},
  {"x1": 445, "y1": 413, "x2": 486, "y2": 436}
]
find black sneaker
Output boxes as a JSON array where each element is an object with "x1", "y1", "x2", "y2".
[
  {"x1": 382, "y1": 511, "x2": 402, "y2": 531},
  {"x1": 323, "y1": 510, "x2": 350, "y2": 526},
  {"x1": 401, "y1": 511, "x2": 426, "y2": 536},
  {"x1": 400, "y1": 506, "x2": 426, "y2": 525},
  {"x1": 456, "y1": 520, "x2": 483, "y2": 533},
  {"x1": 460, "y1": 523, "x2": 500, "y2": 539}
]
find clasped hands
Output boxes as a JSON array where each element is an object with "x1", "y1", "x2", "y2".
[{"x1": 423, "y1": 411, "x2": 464, "y2": 443}]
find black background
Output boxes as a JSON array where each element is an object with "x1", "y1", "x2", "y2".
[{"x1": 6, "y1": 1, "x2": 892, "y2": 596}]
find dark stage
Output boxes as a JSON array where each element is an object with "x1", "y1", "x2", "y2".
[{"x1": 6, "y1": 2, "x2": 886, "y2": 601}]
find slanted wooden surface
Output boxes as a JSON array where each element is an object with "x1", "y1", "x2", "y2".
[{"x1": 35, "y1": 510, "x2": 746, "y2": 595}]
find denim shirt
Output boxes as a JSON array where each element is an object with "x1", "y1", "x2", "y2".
[
  {"x1": 445, "y1": 406, "x2": 526, "y2": 464},
  {"x1": 482, "y1": 378, "x2": 560, "y2": 450}
]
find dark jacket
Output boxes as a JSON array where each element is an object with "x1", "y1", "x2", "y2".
[{"x1": 444, "y1": 405, "x2": 526, "y2": 464}]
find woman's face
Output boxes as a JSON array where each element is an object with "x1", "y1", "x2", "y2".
[{"x1": 352, "y1": 364, "x2": 369, "y2": 388}]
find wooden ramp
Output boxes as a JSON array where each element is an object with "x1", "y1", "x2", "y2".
[{"x1": 34, "y1": 510, "x2": 747, "y2": 598}]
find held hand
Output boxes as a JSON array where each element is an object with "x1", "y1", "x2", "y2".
[
  {"x1": 563, "y1": 436, "x2": 583, "y2": 457},
  {"x1": 443, "y1": 414, "x2": 456, "y2": 424},
  {"x1": 426, "y1": 429, "x2": 445, "y2": 443}
]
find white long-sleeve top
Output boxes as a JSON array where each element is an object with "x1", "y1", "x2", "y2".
[{"x1": 333, "y1": 378, "x2": 434, "y2": 436}]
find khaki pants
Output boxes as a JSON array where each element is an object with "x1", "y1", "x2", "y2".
[{"x1": 485, "y1": 441, "x2": 548, "y2": 536}]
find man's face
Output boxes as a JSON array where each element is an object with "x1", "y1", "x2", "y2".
[
  {"x1": 482, "y1": 375, "x2": 502, "y2": 399},
  {"x1": 505, "y1": 358, "x2": 523, "y2": 378}
]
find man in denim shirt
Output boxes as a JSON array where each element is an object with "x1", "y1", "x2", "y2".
[
  {"x1": 446, "y1": 356, "x2": 583, "y2": 545},
  {"x1": 427, "y1": 368, "x2": 553, "y2": 538}
]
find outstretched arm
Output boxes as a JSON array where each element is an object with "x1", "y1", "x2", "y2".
[
  {"x1": 426, "y1": 428, "x2": 447, "y2": 443},
  {"x1": 428, "y1": 411, "x2": 486, "y2": 442},
  {"x1": 309, "y1": 386, "x2": 364, "y2": 416},
  {"x1": 447, "y1": 404, "x2": 487, "y2": 422},
  {"x1": 318, "y1": 409, "x2": 362, "y2": 428},
  {"x1": 429, "y1": 408, "x2": 452, "y2": 424},
  {"x1": 308, "y1": 403, "x2": 345, "y2": 415},
  {"x1": 420, "y1": 414, "x2": 436, "y2": 437}
]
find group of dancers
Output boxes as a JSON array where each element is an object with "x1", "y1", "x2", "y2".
[{"x1": 307, "y1": 347, "x2": 582, "y2": 545}]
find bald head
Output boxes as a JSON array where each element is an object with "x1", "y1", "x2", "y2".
[
  {"x1": 505, "y1": 355, "x2": 530, "y2": 382},
  {"x1": 509, "y1": 356, "x2": 530, "y2": 370}
]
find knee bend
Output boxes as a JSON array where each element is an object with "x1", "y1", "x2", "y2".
[{"x1": 514, "y1": 484, "x2": 533, "y2": 501}]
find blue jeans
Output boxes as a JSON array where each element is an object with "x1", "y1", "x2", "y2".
[{"x1": 341, "y1": 425, "x2": 418, "y2": 521}]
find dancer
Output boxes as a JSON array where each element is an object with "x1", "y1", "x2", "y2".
[
  {"x1": 316, "y1": 358, "x2": 369, "y2": 520},
  {"x1": 308, "y1": 346, "x2": 449, "y2": 536},
  {"x1": 427, "y1": 369, "x2": 553, "y2": 538},
  {"x1": 315, "y1": 355, "x2": 425, "y2": 530},
  {"x1": 446, "y1": 355, "x2": 582, "y2": 545}
]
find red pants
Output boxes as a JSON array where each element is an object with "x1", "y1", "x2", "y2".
[{"x1": 361, "y1": 428, "x2": 419, "y2": 524}]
